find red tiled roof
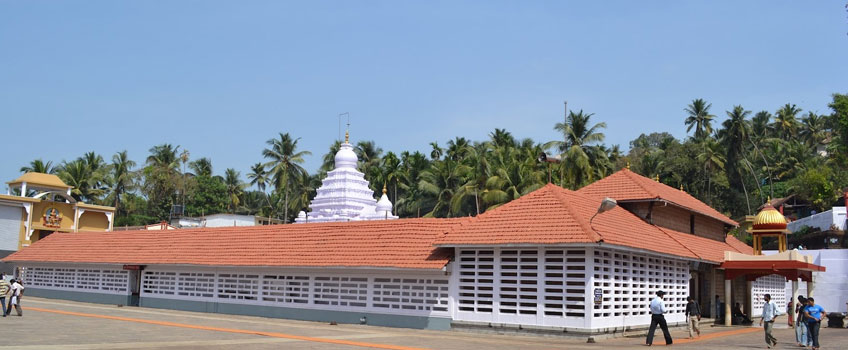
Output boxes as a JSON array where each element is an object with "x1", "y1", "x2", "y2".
[
  {"x1": 655, "y1": 227, "x2": 752, "y2": 263},
  {"x1": 578, "y1": 169, "x2": 738, "y2": 226},
  {"x1": 436, "y1": 184, "x2": 748, "y2": 263},
  {"x1": 437, "y1": 184, "x2": 701, "y2": 259},
  {"x1": 2, "y1": 218, "x2": 467, "y2": 270}
]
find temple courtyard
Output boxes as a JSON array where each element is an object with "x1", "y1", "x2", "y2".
[{"x1": 0, "y1": 297, "x2": 845, "y2": 350}]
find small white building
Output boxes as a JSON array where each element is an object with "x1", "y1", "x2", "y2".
[{"x1": 177, "y1": 214, "x2": 282, "y2": 228}]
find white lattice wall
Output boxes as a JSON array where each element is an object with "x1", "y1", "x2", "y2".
[
  {"x1": 21, "y1": 266, "x2": 129, "y2": 295},
  {"x1": 453, "y1": 246, "x2": 690, "y2": 330},
  {"x1": 137, "y1": 267, "x2": 451, "y2": 318},
  {"x1": 590, "y1": 248, "x2": 689, "y2": 328},
  {"x1": 751, "y1": 274, "x2": 787, "y2": 317},
  {"x1": 453, "y1": 247, "x2": 589, "y2": 328}
]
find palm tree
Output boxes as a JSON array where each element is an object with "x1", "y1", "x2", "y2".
[
  {"x1": 319, "y1": 140, "x2": 342, "y2": 173},
  {"x1": 751, "y1": 111, "x2": 772, "y2": 141},
  {"x1": 247, "y1": 163, "x2": 268, "y2": 193},
  {"x1": 799, "y1": 112, "x2": 827, "y2": 148},
  {"x1": 396, "y1": 151, "x2": 430, "y2": 217},
  {"x1": 263, "y1": 133, "x2": 311, "y2": 223},
  {"x1": 772, "y1": 103, "x2": 802, "y2": 140},
  {"x1": 58, "y1": 159, "x2": 105, "y2": 202},
  {"x1": 429, "y1": 142, "x2": 443, "y2": 160},
  {"x1": 696, "y1": 138, "x2": 726, "y2": 205},
  {"x1": 223, "y1": 168, "x2": 244, "y2": 213},
  {"x1": 490, "y1": 128, "x2": 516, "y2": 149},
  {"x1": 355, "y1": 140, "x2": 382, "y2": 187},
  {"x1": 419, "y1": 158, "x2": 469, "y2": 217},
  {"x1": 718, "y1": 105, "x2": 752, "y2": 212},
  {"x1": 684, "y1": 98, "x2": 716, "y2": 141},
  {"x1": 189, "y1": 158, "x2": 213, "y2": 177},
  {"x1": 545, "y1": 110, "x2": 607, "y2": 187},
  {"x1": 20, "y1": 159, "x2": 56, "y2": 174},
  {"x1": 108, "y1": 151, "x2": 136, "y2": 214},
  {"x1": 379, "y1": 152, "x2": 403, "y2": 215}
]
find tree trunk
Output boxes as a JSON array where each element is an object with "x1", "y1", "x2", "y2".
[
  {"x1": 474, "y1": 188, "x2": 479, "y2": 216},
  {"x1": 740, "y1": 172, "x2": 751, "y2": 215},
  {"x1": 284, "y1": 188, "x2": 289, "y2": 224}
]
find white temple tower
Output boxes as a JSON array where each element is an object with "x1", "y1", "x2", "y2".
[{"x1": 295, "y1": 132, "x2": 398, "y2": 223}]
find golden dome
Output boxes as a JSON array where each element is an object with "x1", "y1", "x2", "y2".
[{"x1": 752, "y1": 203, "x2": 787, "y2": 231}]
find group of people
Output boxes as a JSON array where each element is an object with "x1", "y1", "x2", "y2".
[
  {"x1": 646, "y1": 291, "x2": 828, "y2": 349},
  {"x1": 791, "y1": 295, "x2": 828, "y2": 350},
  {"x1": 0, "y1": 273, "x2": 24, "y2": 317}
]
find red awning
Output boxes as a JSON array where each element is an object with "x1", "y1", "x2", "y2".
[{"x1": 720, "y1": 260, "x2": 826, "y2": 281}]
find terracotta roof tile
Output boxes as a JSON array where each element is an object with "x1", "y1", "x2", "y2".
[
  {"x1": 3, "y1": 218, "x2": 466, "y2": 270},
  {"x1": 655, "y1": 227, "x2": 752, "y2": 263},
  {"x1": 436, "y1": 184, "x2": 701, "y2": 260},
  {"x1": 578, "y1": 169, "x2": 738, "y2": 226}
]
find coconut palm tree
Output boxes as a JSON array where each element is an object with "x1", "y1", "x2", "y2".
[
  {"x1": 379, "y1": 152, "x2": 403, "y2": 215},
  {"x1": 319, "y1": 140, "x2": 342, "y2": 173},
  {"x1": 800, "y1": 112, "x2": 827, "y2": 148},
  {"x1": 751, "y1": 111, "x2": 772, "y2": 141},
  {"x1": 419, "y1": 158, "x2": 469, "y2": 217},
  {"x1": 545, "y1": 110, "x2": 607, "y2": 187},
  {"x1": 223, "y1": 168, "x2": 244, "y2": 213},
  {"x1": 684, "y1": 98, "x2": 716, "y2": 141},
  {"x1": 108, "y1": 150, "x2": 136, "y2": 214},
  {"x1": 20, "y1": 159, "x2": 56, "y2": 174},
  {"x1": 58, "y1": 159, "x2": 105, "y2": 202},
  {"x1": 772, "y1": 103, "x2": 802, "y2": 140},
  {"x1": 263, "y1": 133, "x2": 311, "y2": 223},
  {"x1": 696, "y1": 138, "x2": 726, "y2": 205},
  {"x1": 718, "y1": 105, "x2": 753, "y2": 212},
  {"x1": 189, "y1": 158, "x2": 213, "y2": 177}
]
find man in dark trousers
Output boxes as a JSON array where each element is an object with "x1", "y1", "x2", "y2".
[{"x1": 646, "y1": 290, "x2": 673, "y2": 346}]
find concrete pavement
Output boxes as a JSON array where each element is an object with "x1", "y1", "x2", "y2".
[{"x1": 0, "y1": 297, "x2": 845, "y2": 349}]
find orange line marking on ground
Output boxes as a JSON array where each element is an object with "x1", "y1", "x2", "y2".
[
  {"x1": 656, "y1": 327, "x2": 761, "y2": 345},
  {"x1": 26, "y1": 307, "x2": 428, "y2": 350}
]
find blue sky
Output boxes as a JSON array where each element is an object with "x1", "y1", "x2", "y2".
[{"x1": 1, "y1": 1, "x2": 846, "y2": 189}]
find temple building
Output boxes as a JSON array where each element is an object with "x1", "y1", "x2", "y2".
[
  {"x1": 6, "y1": 149, "x2": 808, "y2": 335},
  {"x1": 0, "y1": 173, "x2": 115, "y2": 274},
  {"x1": 295, "y1": 132, "x2": 397, "y2": 223}
]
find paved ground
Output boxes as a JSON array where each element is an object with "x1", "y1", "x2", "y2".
[{"x1": 0, "y1": 297, "x2": 845, "y2": 349}]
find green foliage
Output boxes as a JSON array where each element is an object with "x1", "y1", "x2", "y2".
[
  {"x1": 789, "y1": 168, "x2": 838, "y2": 212},
  {"x1": 185, "y1": 175, "x2": 227, "y2": 217},
  {"x1": 21, "y1": 92, "x2": 848, "y2": 226}
]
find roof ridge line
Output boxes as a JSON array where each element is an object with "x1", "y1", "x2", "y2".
[
  {"x1": 655, "y1": 226, "x2": 702, "y2": 261},
  {"x1": 551, "y1": 186, "x2": 602, "y2": 242},
  {"x1": 623, "y1": 168, "x2": 659, "y2": 199}
]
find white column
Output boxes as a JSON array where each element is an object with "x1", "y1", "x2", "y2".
[
  {"x1": 584, "y1": 247, "x2": 595, "y2": 330},
  {"x1": 20, "y1": 182, "x2": 27, "y2": 197},
  {"x1": 22, "y1": 203, "x2": 33, "y2": 242},
  {"x1": 105, "y1": 212, "x2": 114, "y2": 232},
  {"x1": 724, "y1": 279, "x2": 732, "y2": 326},
  {"x1": 791, "y1": 279, "x2": 799, "y2": 331},
  {"x1": 807, "y1": 274, "x2": 815, "y2": 298}
]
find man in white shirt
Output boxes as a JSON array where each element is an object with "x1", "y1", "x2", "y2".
[
  {"x1": 760, "y1": 293, "x2": 780, "y2": 348},
  {"x1": 7, "y1": 279, "x2": 23, "y2": 317},
  {"x1": 646, "y1": 290, "x2": 673, "y2": 346}
]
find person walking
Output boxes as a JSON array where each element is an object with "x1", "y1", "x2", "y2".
[
  {"x1": 795, "y1": 296, "x2": 811, "y2": 348},
  {"x1": 646, "y1": 290, "x2": 673, "y2": 346},
  {"x1": 6, "y1": 278, "x2": 23, "y2": 316},
  {"x1": 803, "y1": 297, "x2": 827, "y2": 350},
  {"x1": 0, "y1": 274, "x2": 9, "y2": 318},
  {"x1": 684, "y1": 296, "x2": 701, "y2": 339},
  {"x1": 760, "y1": 293, "x2": 780, "y2": 348}
]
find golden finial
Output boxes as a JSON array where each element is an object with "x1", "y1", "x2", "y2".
[
  {"x1": 345, "y1": 130, "x2": 349, "y2": 144},
  {"x1": 679, "y1": 184, "x2": 683, "y2": 191},
  {"x1": 654, "y1": 174, "x2": 659, "y2": 182},
  {"x1": 382, "y1": 183, "x2": 387, "y2": 194},
  {"x1": 626, "y1": 161, "x2": 631, "y2": 170},
  {"x1": 767, "y1": 196, "x2": 771, "y2": 203}
]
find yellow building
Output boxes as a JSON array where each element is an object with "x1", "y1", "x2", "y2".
[{"x1": 0, "y1": 173, "x2": 115, "y2": 260}]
